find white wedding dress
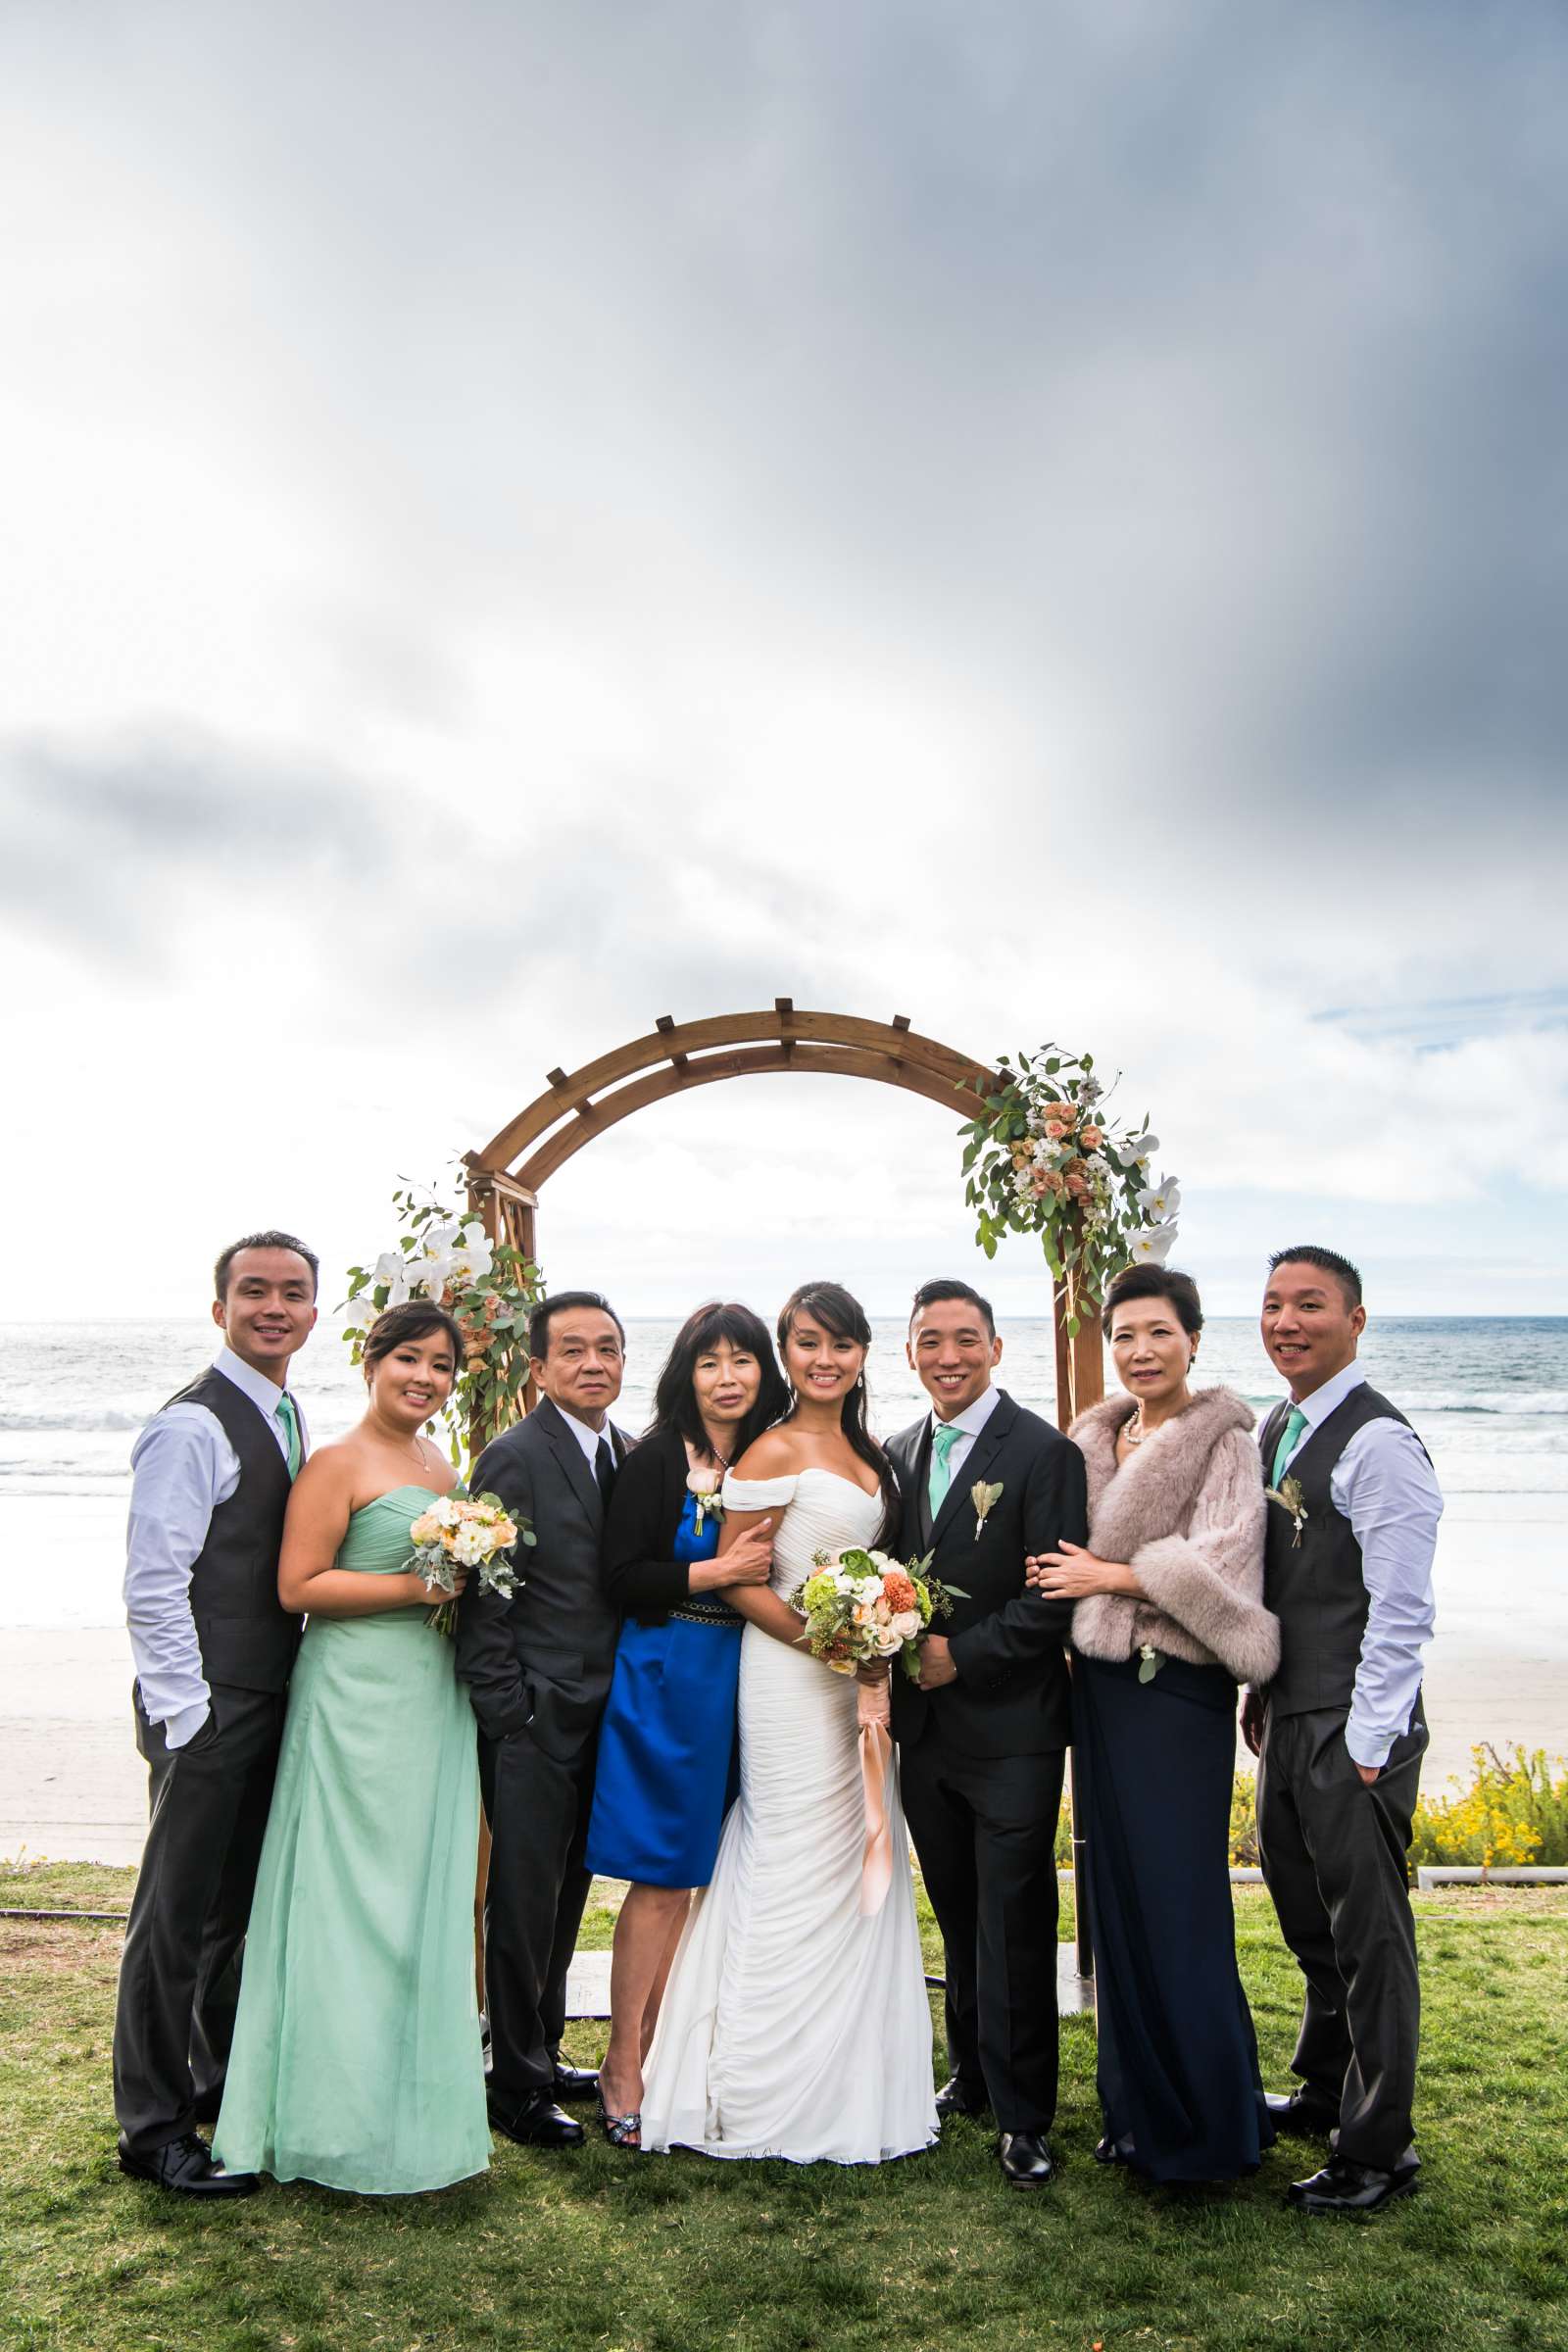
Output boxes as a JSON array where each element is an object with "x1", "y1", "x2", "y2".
[{"x1": 640, "y1": 1469, "x2": 938, "y2": 2165}]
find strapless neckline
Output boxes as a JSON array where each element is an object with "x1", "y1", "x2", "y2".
[
  {"x1": 356, "y1": 1484, "x2": 449, "y2": 1517},
  {"x1": 790, "y1": 1465, "x2": 883, "y2": 1505}
]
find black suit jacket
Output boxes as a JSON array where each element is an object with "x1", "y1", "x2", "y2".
[
  {"x1": 886, "y1": 1388, "x2": 1087, "y2": 1758},
  {"x1": 455, "y1": 1395, "x2": 632, "y2": 1762}
]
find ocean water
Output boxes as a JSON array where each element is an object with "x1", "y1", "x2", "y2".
[{"x1": 1, "y1": 1316, "x2": 1563, "y2": 1634}]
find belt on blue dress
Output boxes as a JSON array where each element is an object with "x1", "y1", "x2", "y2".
[{"x1": 665, "y1": 1597, "x2": 743, "y2": 1627}]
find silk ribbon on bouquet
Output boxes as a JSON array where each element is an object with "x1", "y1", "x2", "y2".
[{"x1": 856, "y1": 1677, "x2": 895, "y2": 1916}]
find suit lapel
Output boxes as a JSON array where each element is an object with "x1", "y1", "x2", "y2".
[
  {"x1": 930, "y1": 1391, "x2": 1017, "y2": 1548},
  {"x1": 536, "y1": 1396, "x2": 603, "y2": 1529},
  {"x1": 888, "y1": 1421, "x2": 933, "y2": 1550}
]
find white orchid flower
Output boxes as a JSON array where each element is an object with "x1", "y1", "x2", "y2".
[
  {"x1": 422, "y1": 1221, "x2": 463, "y2": 1253},
  {"x1": 373, "y1": 1250, "x2": 405, "y2": 1287},
  {"x1": 1122, "y1": 1132, "x2": 1159, "y2": 1172},
  {"x1": 1139, "y1": 1177, "x2": 1182, "y2": 1221},
  {"x1": 449, "y1": 1235, "x2": 495, "y2": 1283},
  {"x1": 384, "y1": 1266, "x2": 412, "y2": 1306},
  {"x1": 1128, "y1": 1225, "x2": 1178, "y2": 1265},
  {"x1": 409, "y1": 1252, "x2": 454, "y2": 1298}
]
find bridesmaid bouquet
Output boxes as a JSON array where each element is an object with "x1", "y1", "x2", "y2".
[
  {"x1": 788, "y1": 1547, "x2": 965, "y2": 1680},
  {"x1": 406, "y1": 1492, "x2": 533, "y2": 1635}
]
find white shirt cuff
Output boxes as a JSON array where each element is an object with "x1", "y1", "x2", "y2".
[
  {"x1": 1343, "y1": 1714, "x2": 1392, "y2": 1771},
  {"x1": 162, "y1": 1696, "x2": 213, "y2": 1750}
]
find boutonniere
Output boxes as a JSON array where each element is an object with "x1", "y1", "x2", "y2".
[
  {"x1": 1265, "y1": 1475, "x2": 1307, "y2": 1546},
  {"x1": 1137, "y1": 1643, "x2": 1165, "y2": 1686},
  {"x1": 970, "y1": 1481, "x2": 1004, "y2": 1542},
  {"x1": 687, "y1": 1470, "x2": 726, "y2": 1538}
]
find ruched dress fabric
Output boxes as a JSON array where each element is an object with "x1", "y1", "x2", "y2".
[
  {"x1": 213, "y1": 1488, "x2": 489, "y2": 2194},
  {"x1": 640, "y1": 1469, "x2": 938, "y2": 2165},
  {"x1": 585, "y1": 1492, "x2": 742, "y2": 1887}
]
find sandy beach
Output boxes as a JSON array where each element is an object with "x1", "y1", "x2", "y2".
[{"x1": 5, "y1": 1494, "x2": 1563, "y2": 1866}]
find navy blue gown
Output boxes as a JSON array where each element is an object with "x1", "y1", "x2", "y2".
[
  {"x1": 1073, "y1": 1650, "x2": 1275, "y2": 2181},
  {"x1": 585, "y1": 1494, "x2": 742, "y2": 1887}
]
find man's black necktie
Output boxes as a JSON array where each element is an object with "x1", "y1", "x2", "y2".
[{"x1": 595, "y1": 1436, "x2": 616, "y2": 1511}]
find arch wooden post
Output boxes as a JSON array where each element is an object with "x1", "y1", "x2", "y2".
[{"x1": 464, "y1": 1004, "x2": 1103, "y2": 2009}]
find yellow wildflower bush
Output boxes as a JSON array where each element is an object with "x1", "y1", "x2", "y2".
[
  {"x1": 1409, "y1": 1743, "x2": 1568, "y2": 1871},
  {"x1": 1227, "y1": 1743, "x2": 1568, "y2": 1875}
]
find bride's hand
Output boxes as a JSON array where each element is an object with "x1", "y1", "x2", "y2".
[{"x1": 699, "y1": 1517, "x2": 773, "y2": 1592}]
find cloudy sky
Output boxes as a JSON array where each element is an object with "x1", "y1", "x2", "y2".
[{"x1": 3, "y1": 1, "x2": 1565, "y2": 1329}]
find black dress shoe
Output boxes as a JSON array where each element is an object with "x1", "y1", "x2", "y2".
[
  {"x1": 1287, "y1": 2151, "x2": 1420, "y2": 2216},
  {"x1": 551, "y1": 2061, "x2": 601, "y2": 2102},
  {"x1": 118, "y1": 2132, "x2": 260, "y2": 2198},
  {"x1": 489, "y1": 2089, "x2": 584, "y2": 2148},
  {"x1": 1265, "y1": 2089, "x2": 1339, "y2": 2138},
  {"x1": 935, "y1": 2077, "x2": 988, "y2": 2122},
  {"x1": 997, "y1": 2132, "x2": 1054, "y2": 2188}
]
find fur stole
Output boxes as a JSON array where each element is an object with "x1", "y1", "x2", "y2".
[{"x1": 1068, "y1": 1386, "x2": 1279, "y2": 1684}]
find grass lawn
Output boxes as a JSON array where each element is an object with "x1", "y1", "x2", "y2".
[{"x1": 3, "y1": 1859, "x2": 1566, "y2": 2352}]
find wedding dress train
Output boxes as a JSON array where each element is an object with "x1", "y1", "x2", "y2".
[{"x1": 640, "y1": 1469, "x2": 938, "y2": 2164}]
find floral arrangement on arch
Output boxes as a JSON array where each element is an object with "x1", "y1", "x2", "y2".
[
  {"x1": 342, "y1": 1178, "x2": 544, "y2": 1461},
  {"x1": 959, "y1": 1045, "x2": 1180, "y2": 1335}
]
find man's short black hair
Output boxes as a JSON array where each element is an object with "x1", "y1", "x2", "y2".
[
  {"x1": 908, "y1": 1278, "x2": 996, "y2": 1339},
  {"x1": 1267, "y1": 1245, "x2": 1363, "y2": 1309},
  {"x1": 215, "y1": 1230, "x2": 319, "y2": 1300},
  {"x1": 528, "y1": 1290, "x2": 626, "y2": 1361}
]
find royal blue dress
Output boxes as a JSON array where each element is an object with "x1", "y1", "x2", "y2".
[{"x1": 585, "y1": 1493, "x2": 742, "y2": 1887}]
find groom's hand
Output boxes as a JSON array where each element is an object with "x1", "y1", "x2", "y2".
[{"x1": 915, "y1": 1634, "x2": 956, "y2": 1690}]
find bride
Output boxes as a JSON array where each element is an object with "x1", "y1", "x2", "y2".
[{"x1": 640, "y1": 1281, "x2": 938, "y2": 2165}]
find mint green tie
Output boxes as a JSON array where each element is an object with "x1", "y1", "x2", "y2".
[
  {"x1": 276, "y1": 1393, "x2": 303, "y2": 1481},
  {"x1": 1270, "y1": 1405, "x2": 1307, "y2": 1489},
  {"x1": 929, "y1": 1422, "x2": 963, "y2": 1515}
]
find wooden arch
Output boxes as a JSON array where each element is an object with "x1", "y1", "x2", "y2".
[{"x1": 465, "y1": 1000, "x2": 1103, "y2": 1428}]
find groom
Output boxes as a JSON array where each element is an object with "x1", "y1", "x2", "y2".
[
  {"x1": 457, "y1": 1291, "x2": 633, "y2": 2149},
  {"x1": 887, "y1": 1279, "x2": 1087, "y2": 2188}
]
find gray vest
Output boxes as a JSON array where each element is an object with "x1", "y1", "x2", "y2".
[
  {"x1": 164, "y1": 1366, "x2": 303, "y2": 1692},
  {"x1": 1259, "y1": 1382, "x2": 1425, "y2": 1718}
]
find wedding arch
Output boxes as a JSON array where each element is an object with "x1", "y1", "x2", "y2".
[
  {"x1": 462, "y1": 1000, "x2": 1106, "y2": 1428},
  {"x1": 459, "y1": 999, "x2": 1105, "y2": 1990}
]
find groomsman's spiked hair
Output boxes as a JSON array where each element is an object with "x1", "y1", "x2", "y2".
[
  {"x1": 1267, "y1": 1246, "x2": 1363, "y2": 1309},
  {"x1": 214, "y1": 1230, "x2": 319, "y2": 1299}
]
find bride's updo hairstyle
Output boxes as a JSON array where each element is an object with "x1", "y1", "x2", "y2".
[
  {"x1": 361, "y1": 1299, "x2": 466, "y2": 1390},
  {"x1": 651, "y1": 1300, "x2": 791, "y2": 1457},
  {"x1": 776, "y1": 1280, "x2": 901, "y2": 1540}
]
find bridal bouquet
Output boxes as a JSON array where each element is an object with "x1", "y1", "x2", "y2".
[
  {"x1": 406, "y1": 1491, "x2": 533, "y2": 1635},
  {"x1": 789, "y1": 1548, "x2": 965, "y2": 1680}
]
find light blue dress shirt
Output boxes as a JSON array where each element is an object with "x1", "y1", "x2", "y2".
[
  {"x1": 123, "y1": 1347, "x2": 307, "y2": 1748},
  {"x1": 1274, "y1": 1360, "x2": 1442, "y2": 1769}
]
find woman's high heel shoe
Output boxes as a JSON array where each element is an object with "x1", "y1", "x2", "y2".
[{"x1": 598, "y1": 2093, "x2": 643, "y2": 2149}]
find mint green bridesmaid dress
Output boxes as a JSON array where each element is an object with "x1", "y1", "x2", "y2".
[{"x1": 213, "y1": 1488, "x2": 489, "y2": 2193}]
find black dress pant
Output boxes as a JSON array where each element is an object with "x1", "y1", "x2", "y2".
[
  {"x1": 899, "y1": 1733, "x2": 1065, "y2": 2134},
  {"x1": 479, "y1": 1726, "x2": 596, "y2": 2119},
  {"x1": 113, "y1": 1680, "x2": 286, "y2": 2156},
  {"x1": 1256, "y1": 1700, "x2": 1427, "y2": 2170}
]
